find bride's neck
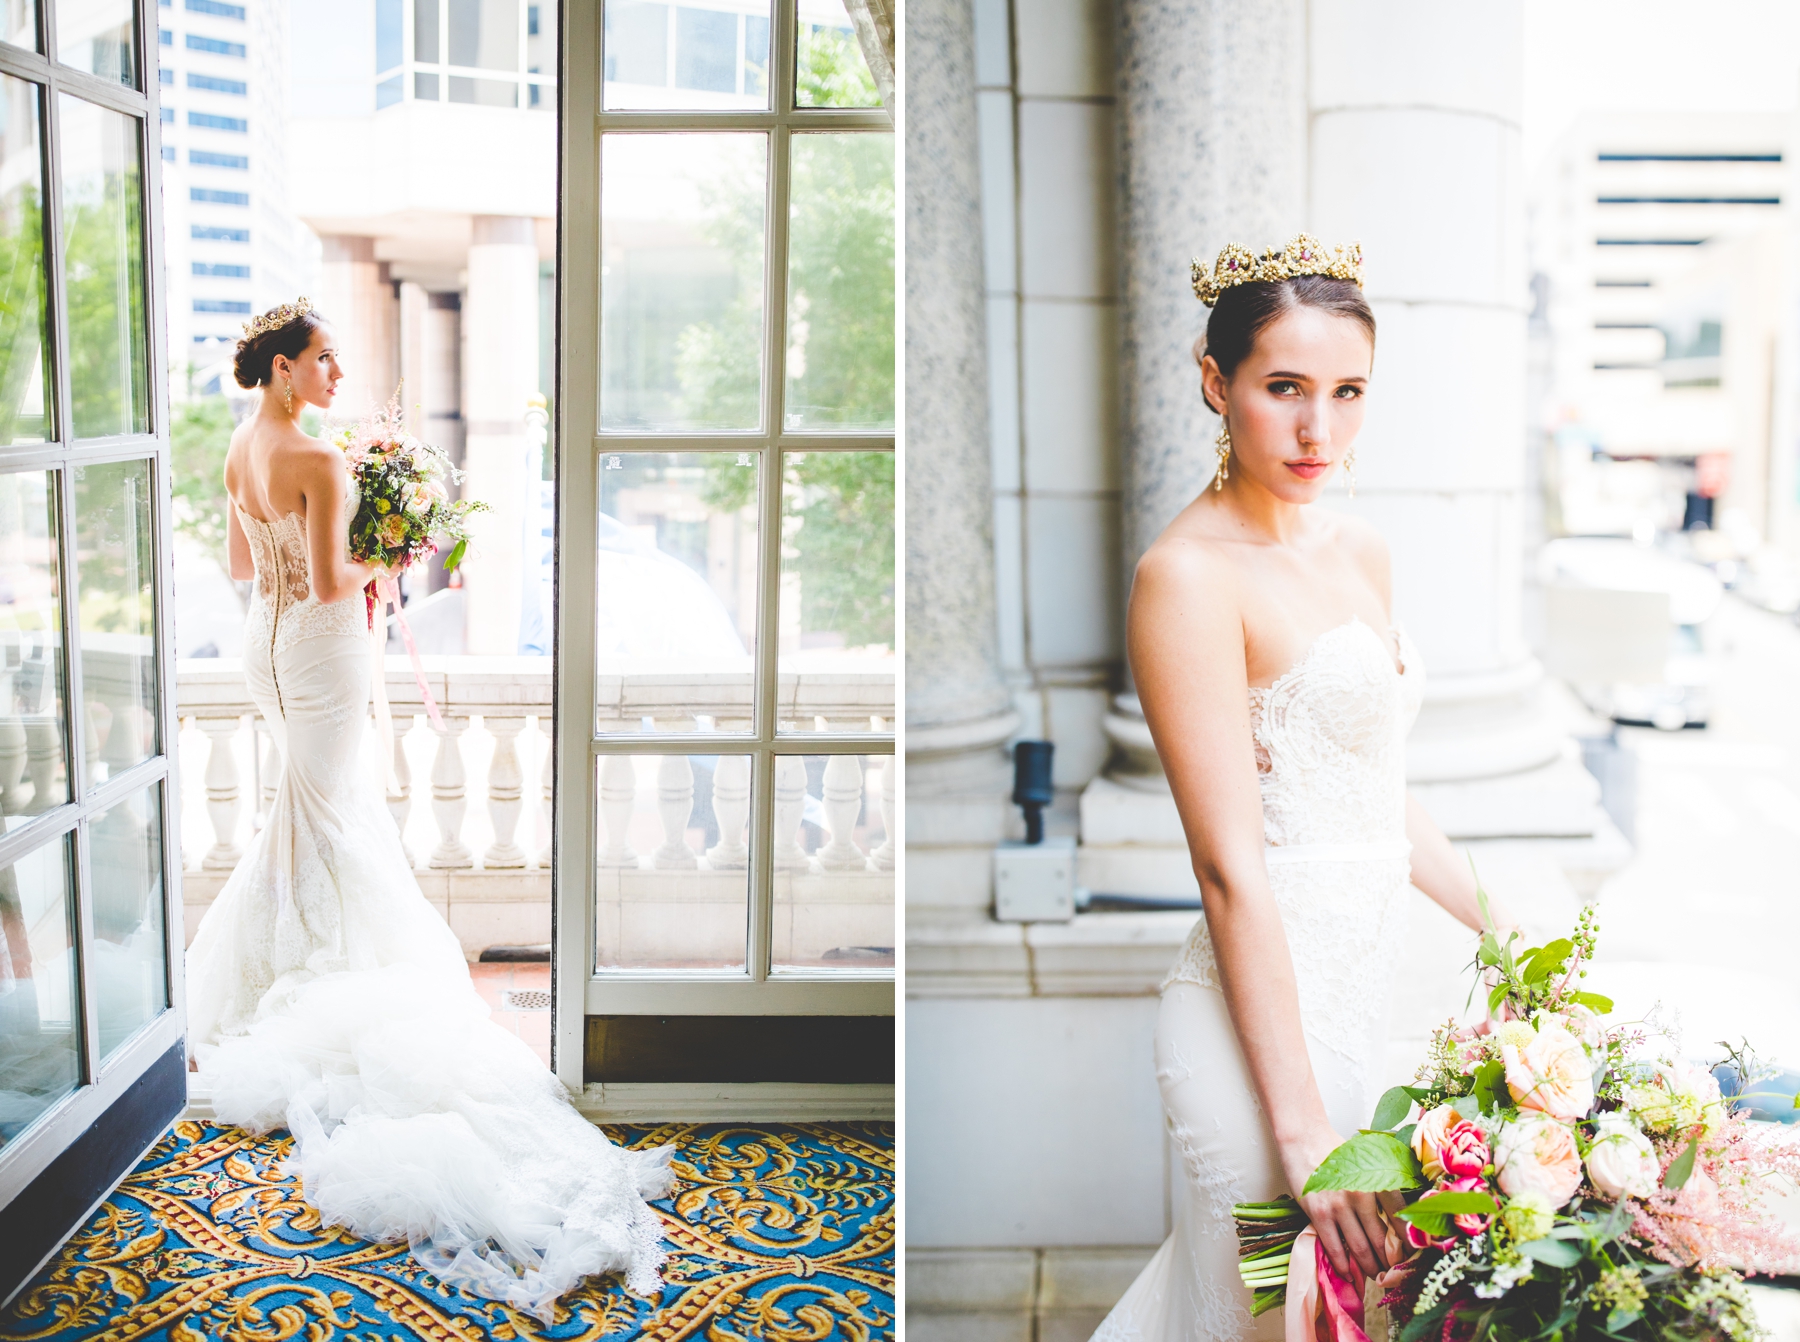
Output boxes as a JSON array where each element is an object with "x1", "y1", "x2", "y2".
[{"x1": 1209, "y1": 472, "x2": 1308, "y2": 545}]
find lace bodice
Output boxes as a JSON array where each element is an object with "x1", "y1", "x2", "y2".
[
  {"x1": 1163, "y1": 618, "x2": 1426, "y2": 1081},
  {"x1": 238, "y1": 500, "x2": 365, "y2": 666},
  {"x1": 1250, "y1": 617, "x2": 1423, "y2": 848}
]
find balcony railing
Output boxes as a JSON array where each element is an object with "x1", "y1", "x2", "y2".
[{"x1": 174, "y1": 657, "x2": 895, "y2": 967}]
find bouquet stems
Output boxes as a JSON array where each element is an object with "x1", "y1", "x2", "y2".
[{"x1": 1233, "y1": 1195, "x2": 1309, "y2": 1315}]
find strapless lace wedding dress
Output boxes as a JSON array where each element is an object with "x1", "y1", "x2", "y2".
[
  {"x1": 184, "y1": 503, "x2": 672, "y2": 1319},
  {"x1": 1093, "y1": 618, "x2": 1424, "y2": 1342}
]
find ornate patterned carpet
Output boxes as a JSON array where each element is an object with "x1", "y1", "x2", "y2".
[{"x1": 0, "y1": 1120, "x2": 893, "y2": 1341}]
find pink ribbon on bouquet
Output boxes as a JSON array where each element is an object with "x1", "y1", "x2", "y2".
[
  {"x1": 368, "y1": 576, "x2": 445, "y2": 800},
  {"x1": 1284, "y1": 1225, "x2": 1419, "y2": 1342}
]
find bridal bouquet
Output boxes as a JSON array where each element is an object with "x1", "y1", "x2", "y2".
[
  {"x1": 336, "y1": 391, "x2": 488, "y2": 627},
  {"x1": 1235, "y1": 901, "x2": 1800, "y2": 1342}
]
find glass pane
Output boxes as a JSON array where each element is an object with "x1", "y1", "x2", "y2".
[
  {"x1": 416, "y1": 0, "x2": 441, "y2": 62},
  {"x1": 0, "y1": 835, "x2": 81, "y2": 1143},
  {"x1": 777, "y1": 452, "x2": 894, "y2": 730},
  {"x1": 596, "y1": 451, "x2": 758, "y2": 733},
  {"x1": 0, "y1": 75, "x2": 50, "y2": 446},
  {"x1": 595, "y1": 752, "x2": 750, "y2": 972},
  {"x1": 59, "y1": 95, "x2": 150, "y2": 439},
  {"x1": 0, "y1": 470, "x2": 68, "y2": 826},
  {"x1": 603, "y1": 0, "x2": 770, "y2": 111},
  {"x1": 785, "y1": 133, "x2": 894, "y2": 431},
  {"x1": 74, "y1": 458, "x2": 157, "y2": 784},
  {"x1": 795, "y1": 0, "x2": 878, "y2": 108},
  {"x1": 2, "y1": 0, "x2": 36, "y2": 51},
  {"x1": 600, "y1": 132, "x2": 767, "y2": 432},
  {"x1": 526, "y1": 1, "x2": 555, "y2": 93},
  {"x1": 773, "y1": 752, "x2": 892, "y2": 970},
  {"x1": 90, "y1": 782, "x2": 166, "y2": 1061},
  {"x1": 447, "y1": 74, "x2": 516, "y2": 106},
  {"x1": 448, "y1": 0, "x2": 519, "y2": 69},
  {"x1": 56, "y1": 0, "x2": 135, "y2": 86},
  {"x1": 377, "y1": 0, "x2": 402, "y2": 70}
]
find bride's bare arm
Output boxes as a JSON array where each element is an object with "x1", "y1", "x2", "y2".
[
  {"x1": 297, "y1": 447, "x2": 379, "y2": 603},
  {"x1": 1129, "y1": 542, "x2": 1393, "y2": 1284},
  {"x1": 1404, "y1": 794, "x2": 1518, "y2": 934}
]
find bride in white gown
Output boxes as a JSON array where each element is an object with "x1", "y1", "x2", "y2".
[
  {"x1": 185, "y1": 300, "x2": 672, "y2": 1319},
  {"x1": 1091, "y1": 239, "x2": 1516, "y2": 1342}
]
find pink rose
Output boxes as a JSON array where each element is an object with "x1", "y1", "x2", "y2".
[
  {"x1": 1494, "y1": 1112, "x2": 1583, "y2": 1206},
  {"x1": 1502, "y1": 1024, "x2": 1595, "y2": 1121},
  {"x1": 1404, "y1": 1220, "x2": 1456, "y2": 1251},
  {"x1": 1412, "y1": 1103, "x2": 1459, "y2": 1181},
  {"x1": 1440, "y1": 1121, "x2": 1490, "y2": 1179},
  {"x1": 1441, "y1": 1175, "x2": 1492, "y2": 1236}
]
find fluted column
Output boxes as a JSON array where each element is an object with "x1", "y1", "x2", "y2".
[
  {"x1": 1079, "y1": 0, "x2": 1309, "y2": 893},
  {"x1": 904, "y1": 0, "x2": 1019, "y2": 912}
]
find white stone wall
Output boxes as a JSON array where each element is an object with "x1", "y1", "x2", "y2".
[{"x1": 973, "y1": 0, "x2": 1122, "y2": 813}]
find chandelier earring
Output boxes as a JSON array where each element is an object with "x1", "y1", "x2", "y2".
[
  {"x1": 1344, "y1": 447, "x2": 1357, "y2": 499},
  {"x1": 283, "y1": 379, "x2": 293, "y2": 416},
  {"x1": 1213, "y1": 420, "x2": 1231, "y2": 492}
]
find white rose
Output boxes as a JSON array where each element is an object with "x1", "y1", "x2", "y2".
[{"x1": 1584, "y1": 1116, "x2": 1659, "y2": 1199}]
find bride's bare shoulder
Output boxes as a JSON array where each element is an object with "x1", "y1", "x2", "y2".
[{"x1": 1130, "y1": 528, "x2": 1240, "y2": 627}]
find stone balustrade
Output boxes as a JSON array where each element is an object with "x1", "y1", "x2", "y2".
[{"x1": 174, "y1": 656, "x2": 896, "y2": 965}]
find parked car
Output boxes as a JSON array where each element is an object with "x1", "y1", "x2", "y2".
[{"x1": 1539, "y1": 537, "x2": 1722, "y2": 730}]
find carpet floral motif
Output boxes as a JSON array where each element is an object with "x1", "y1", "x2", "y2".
[{"x1": 0, "y1": 1121, "x2": 893, "y2": 1342}]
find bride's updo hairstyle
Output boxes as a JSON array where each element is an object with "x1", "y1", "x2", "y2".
[
  {"x1": 233, "y1": 299, "x2": 325, "y2": 389},
  {"x1": 1189, "y1": 234, "x2": 1375, "y2": 413}
]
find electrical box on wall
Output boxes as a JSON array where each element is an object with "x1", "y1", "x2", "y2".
[{"x1": 993, "y1": 835, "x2": 1076, "y2": 922}]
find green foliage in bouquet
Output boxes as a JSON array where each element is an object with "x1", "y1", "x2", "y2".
[{"x1": 1233, "y1": 883, "x2": 1800, "y2": 1342}]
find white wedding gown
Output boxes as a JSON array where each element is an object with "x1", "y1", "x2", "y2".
[
  {"x1": 1093, "y1": 618, "x2": 1424, "y2": 1342},
  {"x1": 185, "y1": 502, "x2": 673, "y2": 1319}
]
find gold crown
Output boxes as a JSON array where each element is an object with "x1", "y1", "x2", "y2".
[
  {"x1": 1190, "y1": 234, "x2": 1364, "y2": 307},
  {"x1": 242, "y1": 297, "x2": 314, "y2": 340}
]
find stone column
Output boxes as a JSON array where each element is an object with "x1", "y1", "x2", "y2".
[
  {"x1": 1305, "y1": 1, "x2": 1605, "y2": 844},
  {"x1": 316, "y1": 234, "x2": 398, "y2": 418},
  {"x1": 904, "y1": 0, "x2": 1019, "y2": 913},
  {"x1": 1079, "y1": 0, "x2": 1310, "y2": 895},
  {"x1": 461, "y1": 215, "x2": 540, "y2": 656}
]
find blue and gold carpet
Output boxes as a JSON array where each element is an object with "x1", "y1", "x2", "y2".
[{"x1": 0, "y1": 1120, "x2": 893, "y2": 1341}]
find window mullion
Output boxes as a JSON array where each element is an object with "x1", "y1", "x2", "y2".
[{"x1": 70, "y1": 812, "x2": 101, "y2": 1085}]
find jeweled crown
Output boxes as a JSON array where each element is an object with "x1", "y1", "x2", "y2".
[
  {"x1": 242, "y1": 297, "x2": 314, "y2": 340},
  {"x1": 1191, "y1": 234, "x2": 1364, "y2": 307}
]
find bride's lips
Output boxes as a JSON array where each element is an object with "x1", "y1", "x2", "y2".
[{"x1": 1286, "y1": 459, "x2": 1330, "y2": 480}]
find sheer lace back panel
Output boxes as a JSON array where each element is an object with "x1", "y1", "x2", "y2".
[
  {"x1": 1250, "y1": 617, "x2": 1423, "y2": 848},
  {"x1": 237, "y1": 501, "x2": 366, "y2": 677}
]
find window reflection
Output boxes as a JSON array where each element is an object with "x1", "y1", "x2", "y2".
[
  {"x1": 772, "y1": 752, "x2": 892, "y2": 970},
  {"x1": 1, "y1": 0, "x2": 36, "y2": 52},
  {"x1": 89, "y1": 783, "x2": 166, "y2": 1061},
  {"x1": 595, "y1": 753, "x2": 751, "y2": 971},
  {"x1": 56, "y1": 0, "x2": 135, "y2": 86},
  {"x1": 58, "y1": 95, "x2": 150, "y2": 440},
  {"x1": 0, "y1": 471, "x2": 67, "y2": 828},
  {"x1": 595, "y1": 451, "x2": 758, "y2": 733},
  {"x1": 794, "y1": 0, "x2": 878, "y2": 108},
  {"x1": 0, "y1": 75, "x2": 50, "y2": 447},
  {"x1": 74, "y1": 458, "x2": 158, "y2": 785},
  {"x1": 600, "y1": 133, "x2": 768, "y2": 432},
  {"x1": 603, "y1": 0, "x2": 771, "y2": 111},
  {"x1": 0, "y1": 836, "x2": 80, "y2": 1144}
]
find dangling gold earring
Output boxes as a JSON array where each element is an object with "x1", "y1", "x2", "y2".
[
  {"x1": 1213, "y1": 421, "x2": 1231, "y2": 492},
  {"x1": 1344, "y1": 447, "x2": 1357, "y2": 498},
  {"x1": 283, "y1": 380, "x2": 293, "y2": 416}
]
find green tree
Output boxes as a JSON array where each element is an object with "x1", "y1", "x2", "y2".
[
  {"x1": 62, "y1": 131, "x2": 148, "y2": 440},
  {"x1": 170, "y1": 393, "x2": 237, "y2": 567}
]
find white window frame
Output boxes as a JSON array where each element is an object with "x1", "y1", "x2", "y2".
[{"x1": 553, "y1": 0, "x2": 894, "y2": 1093}]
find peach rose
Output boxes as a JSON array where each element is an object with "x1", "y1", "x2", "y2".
[
  {"x1": 1502, "y1": 1023, "x2": 1595, "y2": 1121},
  {"x1": 1584, "y1": 1116, "x2": 1659, "y2": 1199},
  {"x1": 1412, "y1": 1103, "x2": 1460, "y2": 1180},
  {"x1": 1494, "y1": 1112, "x2": 1583, "y2": 1206}
]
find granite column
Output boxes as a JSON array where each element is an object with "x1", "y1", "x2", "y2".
[{"x1": 905, "y1": 0, "x2": 1019, "y2": 912}]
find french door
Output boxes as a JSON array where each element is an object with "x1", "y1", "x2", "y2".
[
  {"x1": 0, "y1": 0, "x2": 180, "y2": 1302},
  {"x1": 554, "y1": 0, "x2": 894, "y2": 1104}
]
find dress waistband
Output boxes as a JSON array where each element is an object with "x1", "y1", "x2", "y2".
[{"x1": 1263, "y1": 839, "x2": 1411, "y2": 866}]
